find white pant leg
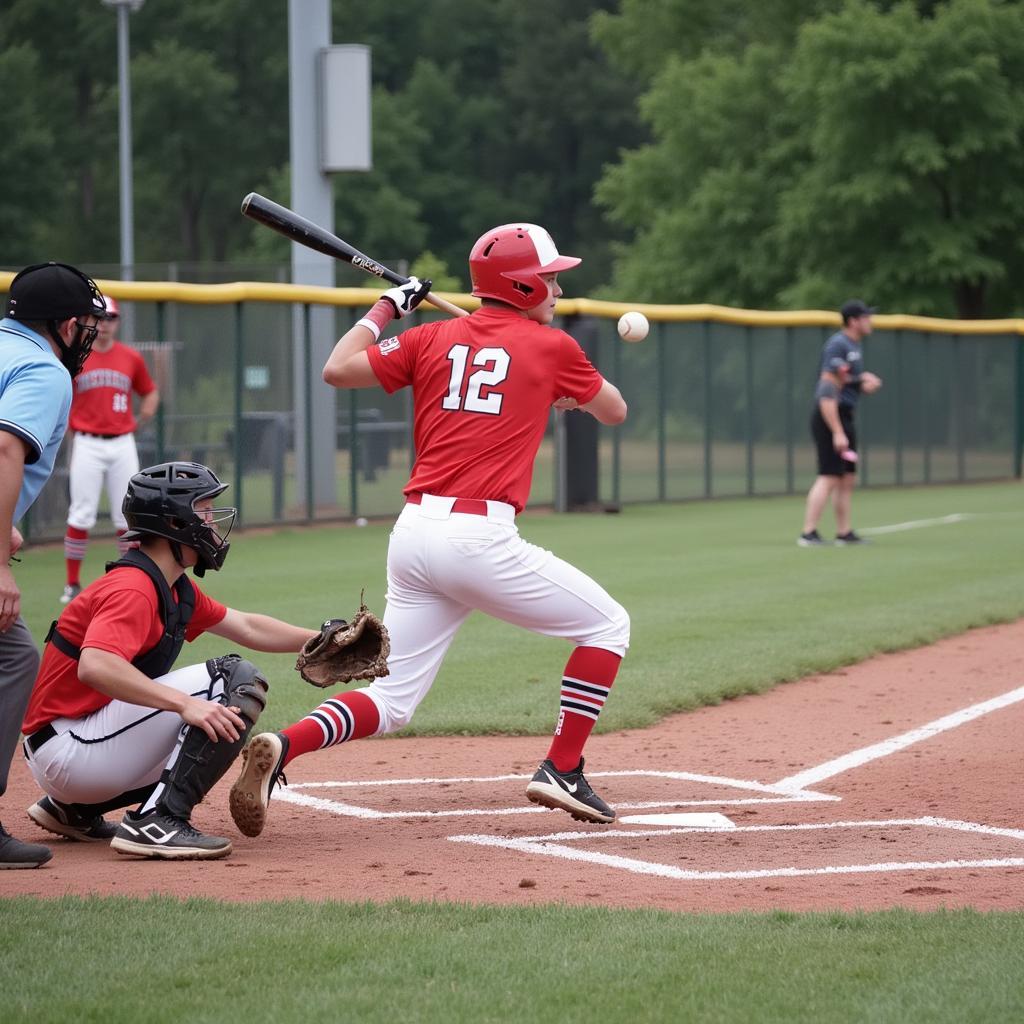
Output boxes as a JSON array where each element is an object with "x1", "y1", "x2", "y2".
[
  {"x1": 67, "y1": 434, "x2": 109, "y2": 530},
  {"x1": 366, "y1": 513, "x2": 473, "y2": 733},
  {"x1": 365, "y1": 501, "x2": 629, "y2": 733},
  {"x1": 24, "y1": 663, "x2": 222, "y2": 805},
  {"x1": 105, "y1": 435, "x2": 140, "y2": 531}
]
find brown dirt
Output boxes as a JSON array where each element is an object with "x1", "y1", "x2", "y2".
[{"x1": 3, "y1": 620, "x2": 1023, "y2": 911}]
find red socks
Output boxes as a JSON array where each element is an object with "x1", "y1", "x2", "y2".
[
  {"x1": 281, "y1": 689, "x2": 381, "y2": 767},
  {"x1": 64, "y1": 527, "x2": 88, "y2": 585},
  {"x1": 545, "y1": 646, "x2": 621, "y2": 772}
]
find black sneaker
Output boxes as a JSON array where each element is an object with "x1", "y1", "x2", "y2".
[
  {"x1": 110, "y1": 808, "x2": 232, "y2": 860},
  {"x1": 229, "y1": 732, "x2": 289, "y2": 837},
  {"x1": 797, "y1": 530, "x2": 828, "y2": 547},
  {"x1": 0, "y1": 821, "x2": 52, "y2": 869},
  {"x1": 835, "y1": 531, "x2": 868, "y2": 545},
  {"x1": 525, "y1": 757, "x2": 615, "y2": 824},
  {"x1": 59, "y1": 583, "x2": 81, "y2": 605},
  {"x1": 28, "y1": 795, "x2": 117, "y2": 842}
]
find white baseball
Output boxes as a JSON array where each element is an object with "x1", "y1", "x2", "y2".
[
  {"x1": 355, "y1": 517, "x2": 369, "y2": 528},
  {"x1": 617, "y1": 311, "x2": 649, "y2": 342}
]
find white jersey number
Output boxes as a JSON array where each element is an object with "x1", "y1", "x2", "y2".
[
  {"x1": 112, "y1": 393, "x2": 129, "y2": 413},
  {"x1": 442, "y1": 345, "x2": 510, "y2": 415}
]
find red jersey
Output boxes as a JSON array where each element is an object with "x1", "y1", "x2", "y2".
[
  {"x1": 23, "y1": 567, "x2": 227, "y2": 732},
  {"x1": 69, "y1": 340, "x2": 156, "y2": 435},
  {"x1": 366, "y1": 306, "x2": 603, "y2": 512}
]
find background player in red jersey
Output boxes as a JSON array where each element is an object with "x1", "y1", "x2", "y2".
[
  {"x1": 60, "y1": 295, "x2": 160, "y2": 604},
  {"x1": 231, "y1": 223, "x2": 630, "y2": 838}
]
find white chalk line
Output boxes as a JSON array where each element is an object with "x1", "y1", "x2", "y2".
[
  {"x1": 273, "y1": 787, "x2": 832, "y2": 821},
  {"x1": 859, "y1": 513, "x2": 974, "y2": 535},
  {"x1": 775, "y1": 684, "x2": 1024, "y2": 792},
  {"x1": 448, "y1": 817, "x2": 1024, "y2": 881}
]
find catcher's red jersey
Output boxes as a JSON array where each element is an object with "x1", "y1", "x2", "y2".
[
  {"x1": 367, "y1": 305, "x2": 603, "y2": 512},
  {"x1": 23, "y1": 570, "x2": 226, "y2": 732},
  {"x1": 69, "y1": 340, "x2": 156, "y2": 435}
]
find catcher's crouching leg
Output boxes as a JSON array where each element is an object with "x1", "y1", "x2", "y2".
[{"x1": 157, "y1": 655, "x2": 269, "y2": 825}]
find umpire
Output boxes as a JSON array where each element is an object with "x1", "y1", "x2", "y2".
[
  {"x1": 798, "y1": 298, "x2": 884, "y2": 547},
  {"x1": 0, "y1": 262, "x2": 105, "y2": 867}
]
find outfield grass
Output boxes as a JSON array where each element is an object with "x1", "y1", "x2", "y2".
[
  {"x1": 1, "y1": 898, "x2": 1022, "y2": 1024},
  {"x1": 16, "y1": 480, "x2": 1024, "y2": 734}
]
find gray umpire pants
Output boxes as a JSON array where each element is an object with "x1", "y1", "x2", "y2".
[{"x1": 0, "y1": 618, "x2": 40, "y2": 799}]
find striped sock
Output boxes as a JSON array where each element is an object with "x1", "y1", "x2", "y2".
[
  {"x1": 64, "y1": 527, "x2": 88, "y2": 585},
  {"x1": 280, "y1": 689, "x2": 380, "y2": 766},
  {"x1": 545, "y1": 646, "x2": 621, "y2": 772}
]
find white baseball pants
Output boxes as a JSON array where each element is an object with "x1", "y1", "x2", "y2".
[
  {"x1": 363, "y1": 494, "x2": 630, "y2": 734},
  {"x1": 23, "y1": 662, "x2": 223, "y2": 806},
  {"x1": 67, "y1": 432, "x2": 140, "y2": 531}
]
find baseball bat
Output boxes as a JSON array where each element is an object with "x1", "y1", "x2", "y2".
[{"x1": 240, "y1": 192, "x2": 468, "y2": 318}]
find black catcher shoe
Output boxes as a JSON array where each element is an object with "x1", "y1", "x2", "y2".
[
  {"x1": 229, "y1": 732, "x2": 289, "y2": 838},
  {"x1": 110, "y1": 808, "x2": 232, "y2": 860},
  {"x1": 525, "y1": 757, "x2": 616, "y2": 824},
  {"x1": 28, "y1": 796, "x2": 117, "y2": 842}
]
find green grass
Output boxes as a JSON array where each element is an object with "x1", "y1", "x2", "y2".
[
  {"x1": 16, "y1": 480, "x2": 1024, "y2": 734},
  {"x1": 1, "y1": 898, "x2": 1022, "y2": 1024},
  {"x1": 8, "y1": 482, "x2": 1024, "y2": 1023}
]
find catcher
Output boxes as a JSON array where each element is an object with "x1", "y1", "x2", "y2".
[{"x1": 20, "y1": 461, "x2": 322, "y2": 860}]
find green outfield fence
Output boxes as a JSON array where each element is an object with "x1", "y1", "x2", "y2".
[{"x1": 3, "y1": 272, "x2": 1021, "y2": 542}]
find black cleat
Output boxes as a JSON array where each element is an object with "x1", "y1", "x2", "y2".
[
  {"x1": 797, "y1": 530, "x2": 828, "y2": 547},
  {"x1": 28, "y1": 795, "x2": 117, "y2": 842},
  {"x1": 0, "y1": 822, "x2": 52, "y2": 868},
  {"x1": 525, "y1": 757, "x2": 615, "y2": 824},
  {"x1": 110, "y1": 808, "x2": 231, "y2": 860},
  {"x1": 229, "y1": 732, "x2": 289, "y2": 837}
]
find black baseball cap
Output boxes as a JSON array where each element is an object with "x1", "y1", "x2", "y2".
[
  {"x1": 4, "y1": 262, "x2": 105, "y2": 321},
  {"x1": 840, "y1": 298, "x2": 877, "y2": 322}
]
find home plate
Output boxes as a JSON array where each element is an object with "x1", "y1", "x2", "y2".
[{"x1": 619, "y1": 812, "x2": 736, "y2": 828}]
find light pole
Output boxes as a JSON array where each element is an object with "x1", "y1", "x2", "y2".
[{"x1": 101, "y1": 0, "x2": 144, "y2": 341}]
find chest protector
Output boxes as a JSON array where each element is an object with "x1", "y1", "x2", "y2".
[{"x1": 45, "y1": 549, "x2": 196, "y2": 679}]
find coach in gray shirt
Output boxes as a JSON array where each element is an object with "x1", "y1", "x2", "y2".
[{"x1": 798, "y1": 299, "x2": 883, "y2": 547}]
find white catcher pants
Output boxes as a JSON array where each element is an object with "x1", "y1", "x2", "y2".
[
  {"x1": 363, "y1": 493, "x2": 630, "y2": 734},
  {"x1": 67, "y1": 432, "x2": 140, "y2": 531},
  {"x1": 23, "y1": 662, "x2": 223, "y2": 806}
]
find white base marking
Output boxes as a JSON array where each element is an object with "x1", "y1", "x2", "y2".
[
  {"x1": 776, "y1": 685, "x2": 1024, "y2": 792},
  {"x1": 449, "y1": 817, "x2": 1024, "y2": 880},
  {"x1": 619, "y1": 813, "x2": 735, "y2": 828}
]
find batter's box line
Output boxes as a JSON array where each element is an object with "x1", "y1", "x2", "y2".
[
  {"x1": 448, "y1": 816, "x2": 1024, "y2": 881},
  {"x1": 273, "y1": 769, "x2": 837, "y2": 820}
]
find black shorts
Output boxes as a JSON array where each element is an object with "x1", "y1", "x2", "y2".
[{"x1": 811, "y1": 403, "x2": 857, "y2": 476}]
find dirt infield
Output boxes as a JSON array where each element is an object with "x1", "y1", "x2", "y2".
[{"x1": 3, "y1": 620, "x2": 1022, "y2": 912}]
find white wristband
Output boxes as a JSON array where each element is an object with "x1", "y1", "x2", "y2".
[{"x1": 354, "y1": 317, "x2": 382, "y2": 341}]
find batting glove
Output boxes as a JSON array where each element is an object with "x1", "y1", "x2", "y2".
[{"x1": 381, "y1": 276, "x2": 432, "y2": 319}]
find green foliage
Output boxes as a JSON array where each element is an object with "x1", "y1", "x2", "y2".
[{"x1": 596, "y1": 0, "x2": 1024, "y2": 318}]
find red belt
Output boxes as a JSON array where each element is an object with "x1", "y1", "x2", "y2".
[{"x1": 406, "y1": 492, "x2": 489, "y2": 517}]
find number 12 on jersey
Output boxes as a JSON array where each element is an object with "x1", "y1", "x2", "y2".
[{"x1": 442, "y1": 345, "x2": 510, "y2": 415}]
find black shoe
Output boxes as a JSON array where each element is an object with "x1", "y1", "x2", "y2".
[
  {"x1": 797, "y1": 530, "x2": 828, "y2": 547},
  {"x1": 835, "y1": 531, "x2": 868, "y2": 545},
  {"x1": 525, "y1": 757, "x2": 615, "y2": 824},
  {"x1": 28, "y1": 796, "x2": 117, "y2": 842},
  {"x1": 229, "y1": 732, "x2": 289, "y2": 837},
  {"x1": 110, "y1": 808, "x2": 232, "y2": 860},
  {"x1": 59, "y1": 583, "x2": 81, "y2": 605},
  {"x1": 0, "y1": 821, "x2": 53, "y2": 869}
]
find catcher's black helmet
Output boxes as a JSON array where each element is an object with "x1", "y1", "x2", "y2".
[{"x1": 122, "y1": 462, "x2": 236, "y2": 576}]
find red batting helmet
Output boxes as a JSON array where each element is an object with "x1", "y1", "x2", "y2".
[
  {"x1": 101, "y1": 295, "x2": 120, "y2": 319},
  {"x1": 469, "y1": 223, "x2": 581, "y2": 310}
]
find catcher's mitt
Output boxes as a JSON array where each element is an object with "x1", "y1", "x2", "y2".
[{"x1": 296, "y1": 601, "x2": 390, "y2": 688}]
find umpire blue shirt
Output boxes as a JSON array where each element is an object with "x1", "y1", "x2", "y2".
[
  {"x1": 0, "y1": 317, "x2": 72, "y2": 520},
  {"x1": 819, "y1": 330, "x2": 864, "y2": 408}
]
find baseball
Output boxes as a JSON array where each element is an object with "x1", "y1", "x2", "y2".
[
  {"x1": 617, "y1": 311, "x2": 649, "y2": 343},
  {"x1": 355, "y1": 516, "x2": 369, "y2": 527}
]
